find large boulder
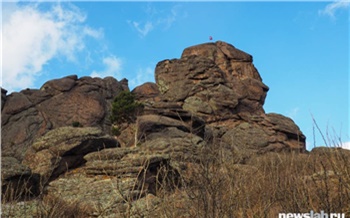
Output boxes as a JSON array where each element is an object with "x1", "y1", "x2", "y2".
[
  {"x1": 155, "y1": 41, "x2": 269, "y2": 122},
  {"x1": 1, "y1": 75, "x2": 128, "y2": 161},
  {"x1": 22, "y1": 126, "x2": 119, "y2": 183},
  {"x1": 132, "y1": 82, "x2": 160, "y2": 103},
  {"x1": 220, "y1": 113, "x2": 306, "y2": 153},
  {"x1": 136, "y1": 114, "x2": 205, "y2": 143}
]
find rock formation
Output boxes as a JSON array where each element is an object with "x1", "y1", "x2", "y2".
[
  {"x1": 1, "y1": 75, "x2": 128, "y2": 161},
  {"x1": 155, "y1": 41, "x2": 268, "y2": 121},
  {"x1": 138, "y1": 41, "x2": 305, "y2": 153},
  {"x1": 2, "y1": 41, "x2": 315, "y2": 217},
  {"x1": 22, "y1": 126, "x2": 119, "y2": 183}
]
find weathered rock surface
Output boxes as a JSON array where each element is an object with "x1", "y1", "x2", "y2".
[
  {"x1": 155, "y1": 41, "x2": 269, "y2": 122},
  {"x1": 22, "y1": 126, "x2": 119, "y2": 183},
  {"x1": 1, "y1": 75, "x2": 128, "y2": 161},
  {"x1": 140, "y1": 41, "x2": 305, "y2": 152},
  {"x1": 1, "y1": 157, "x2": 40, "y2": 201},
  {"x1": 217, "y1": 112, "x2": 305, "y2": 153},
  {"x1": 45, "y1": 123, "x2": 204, "y2": 216},
  {"x1": 136, "y1": 114, "x2": 205, "y2": 142},
  {"x1": 132, "y1": 82, "x2": 160, "y2": 103}
]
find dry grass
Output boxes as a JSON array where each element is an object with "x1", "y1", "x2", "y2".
[
  {"x1": 1, "y1": 190, "x2": 88, "y2": 218},
  {"x1": 153, "y1": 146, "x2": 350, "y2": 218},
  {"x1": 2, "y1": 127, "x2": 350, "y2": 217}
]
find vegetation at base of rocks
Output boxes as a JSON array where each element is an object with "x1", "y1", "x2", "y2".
[
  {"x1": 2, "y1": 145, "x2": 350, "y2": 217},
  {"x1": 111, "y1": 126, "x2": 121, "y2": 136},
  {"x1": 2, "y1": 118, "x2": 349, "y2": 217},
  {"x1": 185, "y1": 148, "x2": 349, "y2": 217},
  {"x1": 110, "y1": 91, "x2": 143, "y2": 124},
  {"x1": 71, "y1": 121, "x2": 83, "y2": 127},
  {"x1": 1, "y1": 196, "x2": 89, "y2": 218}
]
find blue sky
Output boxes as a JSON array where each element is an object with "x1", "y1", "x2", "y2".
[{"x1": 1, "y1": 1, "x2": 349, "y2": 150}]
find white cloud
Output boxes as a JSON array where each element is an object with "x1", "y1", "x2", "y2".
[
  {"x1": 90, "y1": 56, "x2": 122, "y2": 79},
  {"x1": 132, "y1": 21, "x2": 154, "y2": 37},
  {"x1": 129, "y1": 67, "x2": 154, "y2": 89},
  {"x1": 341, "y1": 141, "x2": 350, "y2": 150},
  {"x1": 1, "y1": 3, "x2": 101, "y2": 92},
  {"x1": 286, "y1": 107, "x2": 299, "y2": 120},
  {"x1": 158, "y1": 4, "x2": 180, "y2": 30},
  {"x1": 83, "y1": 26, "x2": 103, "y2": 39},
  {"x1": 319, "y1": 0, "x2": 350, "y2": 18},
  {"x1": 128, "y1": 4, "x2": 183, "y2": 37}
]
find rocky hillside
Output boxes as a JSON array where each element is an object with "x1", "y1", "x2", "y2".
[{"x1": 2, "y1": 41, "x2": 349, "y2": 217}]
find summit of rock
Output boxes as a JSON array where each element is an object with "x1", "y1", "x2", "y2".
[
  {"x1": 155, "y1": 41, "x2": 268, "y2": 122},
  {"x1": 182, "y1": 41, "x2": 253, "y2": 62}
]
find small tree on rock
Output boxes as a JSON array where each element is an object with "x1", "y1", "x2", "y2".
[{"x1": 110, "y1": 91, "x2": 143, "y2": 124}]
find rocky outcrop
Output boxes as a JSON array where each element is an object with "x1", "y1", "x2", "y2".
[
  {"x1": 22, "y1": 126, "x2": 119, "y2": 183},
  {"x1": 214, "y1": 112, "x2": 305, "y2": 154},
  {"x1": 45, "y1": 122, "x2": 204, "y2": 216},
  {"x1": 136, "y1": 114, "x2": 205, "y2": 143},
  {"x1": 155, "y1": 41, "x2": 268, "y2": 122},
  {"x1": 141, "y1": 41, "x2": 305, "y2": 152},
  {"x1": 1, "y1": 75, "x2": 128, "y2": 161},
  {"x1": 2, "y1": 41, "x2": 310, "y2": 216}
]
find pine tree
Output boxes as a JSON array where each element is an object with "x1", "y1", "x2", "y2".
[{"x1": 110, "y1": 91, "x2": 143, "y2": 124}]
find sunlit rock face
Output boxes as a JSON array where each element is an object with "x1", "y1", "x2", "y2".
[
  {"x1": 155, "y1": 41, "x2": 269, "y2": 122},
  {"x1": 1, "y1": 75, "x2": 128, "y2": 161}
]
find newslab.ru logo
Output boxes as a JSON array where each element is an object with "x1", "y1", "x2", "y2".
[{"x1": 278, "y1": 210, "x2": 345, "y2": 218}]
